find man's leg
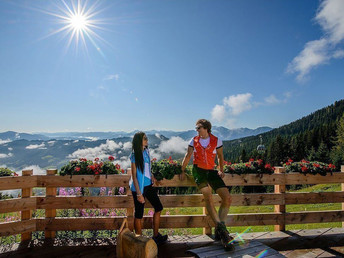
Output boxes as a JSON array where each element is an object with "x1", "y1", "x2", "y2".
[
  {"x1": 216, "y1": 187, "x2": 232, "y2": 223},
  {"x1": 200, "y1": 186, "x2": 221, "y2": 224}
]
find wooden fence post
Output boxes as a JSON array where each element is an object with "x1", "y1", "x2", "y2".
[
  {"x1": 203, "y1": 207, "x2": 212, "y2": 235},
  {"x1": 21, "y1": 169, "x2": 33, "y2": 242},
  {"x1": 126, "y1": 168, "x2": 134, "y2": 231},
  {"x1": 45, "y1": 169, "x2": 57, "y2": 239},
  {"x1": 274, "y1": 166, "x2": 286, "y2": 231}
]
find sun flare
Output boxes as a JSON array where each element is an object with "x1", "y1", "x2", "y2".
[{"x1": 41, "y1": 0, "x2": 108, "y2": 54}]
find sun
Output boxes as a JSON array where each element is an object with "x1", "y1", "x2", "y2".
[
  {"x1": 70, "y1": 14, "x2": 88, "y2": 31},
  {"x1": 41, "y1": 0, "x2": 108, "y2": 55}
]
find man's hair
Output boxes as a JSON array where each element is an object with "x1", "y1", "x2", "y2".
[{"x1": 196, "y1": 119, "x2": 212, "y2": 133}]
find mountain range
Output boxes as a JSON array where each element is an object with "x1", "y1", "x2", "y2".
[
  {"x1": 0, "y1": 126, "x2": 272, "y2": 172},
  {"x1": 0, "y1": 126, "x2": 272, "y2": 142}
]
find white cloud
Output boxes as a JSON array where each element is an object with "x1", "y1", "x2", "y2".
[
  {"x1": 21, "y1": 165, "x2": 46, "y2": 175},
  {"x1": 135, "y1": 97, "x2": 138, "y2": 102},
  {"x1": 73, "y1": 140, "x2": 79, "y2": 143},
  {"x1": 211, "y1": 93, "x2": 252, "y2": 123},
  {"x1": 123, "y1": 141, "x2": 132, "y2": 150},
  {"x1": 117, "y1": 157, "x2": 131, "y2": 170},
  {"x1": 316, "y1": 0, "x2": 344, "y2": 44},
  {"x1": 0, "y1": 153, "x2": 13, "y2": 159},
  {"x1": 68, "y1": 140, "x2": 121, "y2": 160},
  {"x1": 157, "y1": 137, "x2": 189, "y2": 154},
  {"x1": 211, "y1": 104, "x2": 226, "y2": 122},
  {"x1": 287, "y1": 0, "x2": 344, "y2": 81},
  {"x1": 287, "y1": 39, "x2": 329, "y2": 81},
  {"x1": 223, "y1": 93, "x2": 252, "y2": 115},
  {"x1": 0, "y1": 139, "x2": 11, "y2": 145},
  {"x1": 150, "y1": 149, "x2": 162, "y2": 160},
  {"x1": 26, "y1": 143, "x2": 46, "y2": 149},
  {"x1": 8, "y1": 147, "x2": 13, "y2": 151},
  {"x1": 264, "y1": 94, "x2": 280, "y2": 105},
  {"x1": 85, "y1": 137, "x2": 99, "y2": 142},
  {"x1": 333, "y1": 49, "x2": 344, "y2": 58},
  {"x1": 104, "y1": 74, "x2": 119, "y2": 81},
  {"x1": 48, "y1": 141, "x2": 56, "y2": 146},
  {"x1": 211, "y1": 92, "x2": 291, "y2": 125}
]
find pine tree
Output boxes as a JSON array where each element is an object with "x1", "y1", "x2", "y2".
[
  {"x1": 240, "y1": 149, "x2": 247, "y2": 162},
  {"x1": 316, "y1": 141, "x2": 330, "y2": 163},
  {"x1": 331, "y1": 113, "x2": 344, "y2": 167}
]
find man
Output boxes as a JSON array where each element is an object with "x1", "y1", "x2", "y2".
[{"x1": 180, "y1": 119, "x2": 234, "y2": 250}]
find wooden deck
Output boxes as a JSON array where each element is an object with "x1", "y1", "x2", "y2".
[{"x1": 2, "y1": 228, "x2": 344, "y2": 257}]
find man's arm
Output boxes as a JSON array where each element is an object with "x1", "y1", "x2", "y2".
[
  {"x1": 180, "y1": 146, "x2": 193, "y2": 180},
  {"x1": 216, "y1": 146, "x2": 225, "y2": 178}
]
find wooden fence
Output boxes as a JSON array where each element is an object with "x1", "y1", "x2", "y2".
[{"x1": 1, "y1": 166, "x2": 344, "y2": 242}]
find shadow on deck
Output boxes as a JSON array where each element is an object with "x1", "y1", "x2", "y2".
[{"x1": 1, "y1": 228, "x2": 344, "y2": 257}]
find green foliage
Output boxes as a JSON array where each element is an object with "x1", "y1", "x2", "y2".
[
  {"x1": 0, "y1": 167, "x2": 15, "y2": 177},
  {"x1": 223, "y1": 100, "x2": 344, "y2": 166},
  {"x1": 151, "y1": 157, "x2": 183, "y2": 180},
  {"x1": 59, "y1": 157, "x2": 121, "y2": 176},
  {"x1": 283, "y1": 159, "x2": 336, "y2": 176},
  {"x1": 223, "y1": 159, "x2": 275, "y2": 175}
]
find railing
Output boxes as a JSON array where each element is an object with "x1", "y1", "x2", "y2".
[{"x1": 1, "y1": 166, "x2": 344, "y2": 242}]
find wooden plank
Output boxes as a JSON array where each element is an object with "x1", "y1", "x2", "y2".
[
  {"x1": 274, "y1": 167, "x2": 286, "y2": 231},
  {"x1": 0, "y1": 220, "x2": 36, "y2": 237},
  {"x1": 45, "y1": 169, "x2": 57, "y2": 239},
  {"x1": 21, "y1": 170, "x2": 33, "y2": 241},
  {"x1": 285, "y1": 210, "x2": 344, "y2": 224},
  {"x1": 36, "y1": 174, "x2": 131, "y2": 187},
  {"x1": 2, "y1": 171, "x2": 344, "y2": 190},
  {"x1": 0, "y1": 198, "x2": 36, "y2": 213},
  {"x1": 285, "y1": 172, "x2": 344, "y2": 185},
  {"x1": 35, "y1": 193, "x2": 283, "y2": 210},
  {"x1": 157, "y1": 174, "x2": 285, "y2": 186},
  {"x1": 285, "y1": 192, "x2": 344, "y2": 204},
  {"x1": 34, "y1": 213, "x2": 283, "y2": 231},
  {"x1": 36, "y1": 217, "x2": 127, "y2": 231},
  {"x1": 0, "y1": 175, "x2": 37, "y2": 191},
  {"x1": 188, "y1": 240, "x2": 283, "y2": 258}
]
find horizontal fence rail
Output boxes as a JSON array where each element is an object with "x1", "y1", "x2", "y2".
[{"x1": 1, "y1": 166, "x2": 344, "y2": 241}]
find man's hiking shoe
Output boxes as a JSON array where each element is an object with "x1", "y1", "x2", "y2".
[
  {"x1": 215, "y1": 222, "x2": 235, "y2": 251},
  {"x1": 152, "y1": 232, "x2": 168, "y2": 245},
  {"x1": 215, "y1": 221, "x2": 225, "y2": 240}
]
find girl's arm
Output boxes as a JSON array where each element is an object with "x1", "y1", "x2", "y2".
[{"x1": 131, "y1": 162, "x2": 145, "y2": 203}]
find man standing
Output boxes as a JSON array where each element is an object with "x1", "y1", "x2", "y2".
[{"x1": 180, "y1": 119, "x2": 234, "y2": 250}]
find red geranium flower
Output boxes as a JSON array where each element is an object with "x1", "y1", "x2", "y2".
[
  {"x1": 108, "y1": 156, "x2": 115, "y2": 161},
  {"x1": 265, "y1": 164, "x2": 272, "y2": 169},
  {"x1": 249, "y1": 158, "x2": 254, "y2": 162},
  {"x1": 288, "y1": 158, "x2": 293, "y2": 163},
  {"x1": 301, "y1": 166, "x2": 308, "y2": 172},
  {"x1": 75, "y1": 167, "x2": 81, "y2": 172},
  {"x1": 115, "y1": 164, "x2": 121, "y2": 170},
  {"x1": 95, "y1": 158, "x2": 99, "y2": 162}
]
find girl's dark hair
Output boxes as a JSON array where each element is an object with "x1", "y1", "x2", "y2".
[{"x1": 132, "y1": 131, "x2": 145, "y2": 173}]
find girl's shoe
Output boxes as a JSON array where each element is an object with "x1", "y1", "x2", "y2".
[{"x1": 152, "y1": 232, "x2": 168, "y2": 245}]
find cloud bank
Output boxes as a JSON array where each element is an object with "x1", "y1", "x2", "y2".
[{"x1": 287, "y1": 0, "x2": 344, "y2": 81}]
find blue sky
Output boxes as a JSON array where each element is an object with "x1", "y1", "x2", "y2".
[{"x1": 0, "y1": 0, "x2": 343, "y2": 133}]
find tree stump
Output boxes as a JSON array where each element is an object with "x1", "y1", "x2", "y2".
[{"x1": 116, "y1": 219, "x2": 158, "y2": 258}]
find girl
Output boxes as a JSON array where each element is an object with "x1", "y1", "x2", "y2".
[{"x1": 129, "y1": 132, "x2": 168, "y2": 245}]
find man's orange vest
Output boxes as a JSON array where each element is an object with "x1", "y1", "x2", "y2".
[{"x1": 193, "y1": 133, "x2": 218, "y2": 170}]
